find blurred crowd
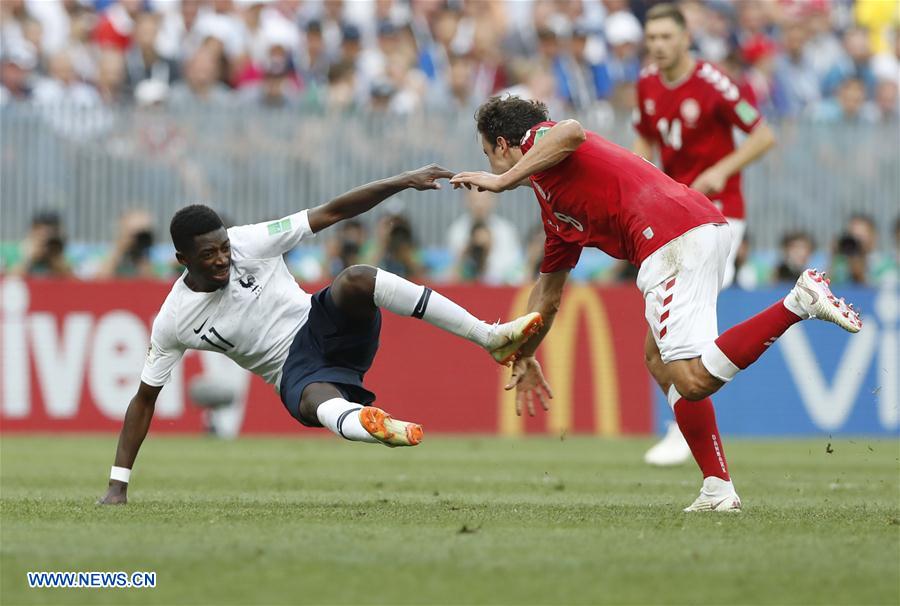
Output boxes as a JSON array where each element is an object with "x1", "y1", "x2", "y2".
[
  {"x1": 6, "y1": 192, "x2": 899, "y2": 288},
  {"x1": 1, "y1": 0, "x2": 898, "y2": 121},
  {"x1": 2, "y1": 0, "x2": 898, "y2": 288}
]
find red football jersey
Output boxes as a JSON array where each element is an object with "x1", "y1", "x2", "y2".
[
  {"x1": 520, "y1": 121, "x2": 725, "y2": 273},
  {"x1": 634, "y1": 61, "x2": 762, "y2": 219}
]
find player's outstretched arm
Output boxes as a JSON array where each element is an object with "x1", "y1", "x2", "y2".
[
  {"x1": 691, "y1": 121, "x2": 776, "y2": 195},
  {"x1": 97, "y1": 381, "x2": 162, "y2": 505},
  {"x1": 504, "y1": 270, "x2": 570, "y2": 416},
  {"x1": 307, "y1": 164, "x2": 454, "y2": 233},
  {"x1": 451, "y1": 120, "x2": 586, "y2": 193}
]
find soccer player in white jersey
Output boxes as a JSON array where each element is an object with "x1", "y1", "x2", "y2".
[{"x1": 98, "y1": 165, "x2": 542, "y2": 505}]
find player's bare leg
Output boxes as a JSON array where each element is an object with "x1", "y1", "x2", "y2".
[
  {"x1": 299, "y1": 382, "x2": 422, "y2": 447},
  {"x1": 642, "y1": 331, "x2": 693, "y2": 467},
  {"x1": 331, "y1": 265, "x2": 542, "y2": 364}
]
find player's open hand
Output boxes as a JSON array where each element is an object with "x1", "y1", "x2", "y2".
[
  {"x1": 690, "y1": 166, "x2": 728, "y2": 196},
  {"x1": 404, "y1": 164, "x2": 455, "y2": 190},
  {"x1": 505, "y1": 356, "x2": 553, "y2": 417},
  {"x1": 450, "y1": 171, "x2": 509, "y2": 193},
  {"x1": 97, "y1": 481, "x2": 127, "y2": 505}
]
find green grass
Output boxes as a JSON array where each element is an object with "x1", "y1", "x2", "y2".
[{"x1": 1, "y1": 435, "x2": 898, "y2": 606}]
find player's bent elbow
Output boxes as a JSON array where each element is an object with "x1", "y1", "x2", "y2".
[{"x1": 561, "y1": 120, "x2": 587, "y2": 149}]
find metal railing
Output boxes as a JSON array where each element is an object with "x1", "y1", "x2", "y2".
[{"x1": 1, "y1": 103, "x2": 897, "y2": 252}]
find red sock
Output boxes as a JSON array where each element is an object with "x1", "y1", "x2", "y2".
[
  {"x1": 673, "y1": 397, "x2": 729, "y2": 480},
  {"x1": 714, "y1": 299, "x2": 802, "y2": 370}
]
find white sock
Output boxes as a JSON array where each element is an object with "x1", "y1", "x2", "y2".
[
  {"x1": 783, "y1": 289, "x2": 808, "y2": 319},
  {"x1": 373, "y1": 269, "x2": 493, "y2": 347},
  {"x1": 699, "y1": 342, "x2": 740, "y2": 382},
  {"x1": 315, "y1": 398, "x2": 378, "y2": 443}
]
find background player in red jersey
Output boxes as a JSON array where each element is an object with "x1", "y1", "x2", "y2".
[
  {"x1": 633, "y1": 4, "x2": 777, "y2": 466},
  {"x1": 451, "y1": 95, "x2": 861, "y2": 512}
]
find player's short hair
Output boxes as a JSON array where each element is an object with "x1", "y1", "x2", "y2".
[
  {"x1": 170, "y1": 204, "x2": 224, "y2": 253},
  {"x1": 475, "y1": 95, "x2": 549, "y2": 149},
  {"x1": 645, "y1": 3, "x2": 687, "y2": 29}
]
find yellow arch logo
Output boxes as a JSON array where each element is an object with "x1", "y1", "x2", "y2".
[{"x1": 498, "y1": 285, "x2": 621, "y2": 436}]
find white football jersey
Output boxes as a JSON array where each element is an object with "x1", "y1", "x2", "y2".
[{"x1": 141, "y1": 210, "x2": 315, "y2": 389}]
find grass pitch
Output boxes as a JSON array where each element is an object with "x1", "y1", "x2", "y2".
[{"x1": 1, "y1": 435, "x2": 898, "y2": 605}]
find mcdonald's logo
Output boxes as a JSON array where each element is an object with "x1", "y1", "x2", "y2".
[{"x1": 499, "y1": 285, "x2": 621, "y2": 436}]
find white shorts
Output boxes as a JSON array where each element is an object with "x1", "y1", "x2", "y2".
[
  {"x1": 636, "y1": 223, "x2": 732, "y2": 363},
  {"x1": 721, "y1": 217, "x2": 745, "y2": 289}
]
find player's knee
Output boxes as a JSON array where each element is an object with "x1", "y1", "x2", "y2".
[{"x1": 334, "y1": 265, "x2": 376, "y2": 302}]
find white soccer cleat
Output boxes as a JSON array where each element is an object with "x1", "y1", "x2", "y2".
[
  {"x1": 786, "y1": 269, "x2": 863, "y2": 333},
  {"x1": 487, "y1": 312, "x2": 543, "y2": 366},
  {"x1": 644, "y1": 422, "x2": 693, "y2": 466},
  {"x1": 683, "y1": 477, "x2": 742, "y2": 512}
]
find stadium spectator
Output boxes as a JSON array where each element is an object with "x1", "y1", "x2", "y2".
[
  {"x1": 296, "y1": 20, "x2": 330, "y2": 90},
  {"x1": 369, "y1": 211, "x2": 424, "y2": 280},
  {"x1": 822, "y1": 26, "x2": 877, "y2": 98},
  {"x1": 67, "y1": 3, "x2": 102, "y2": 83},
  {"x1": 168, "y1": 45, "x2": 231, "y2": 107},
  {"x1": 742, "y1": 33, "x2": 784, "y2": 118},
  {"x1": 426, "y1": 51, "x2": 478, "y2": 112},
  {"x1": 773, "y1": 20, "x2": 821, "y2": 118},
  {"x1": 96, "y1": 48, "x2": 127, "y2": 105},
  {"x1": 324, "y1": 219, "x2": 368, "y2": 278},
  {"x1": 97, "y1": 210, "x2": 157, "y2": 279},
  {"x1": 322, "y1": 58, "x2": 357, "y2": 111},
  {"x1": 847, "y1": 213, "x2": 896, "y2": 282},
  {"x1": 238, "y1": 32, "x2": 301, "y2": 107},
  {"x1": 603, "y1": 10, "x2": 642, "y2": 101},
  {"x1": 830, "y1": 232, "x2": 869, "y2": 285},
  {"x1": 810, "y1": 77, "x2": 878, "y2": 123},
  {"x1": 12, "y1": 211, "x2": 72, "y2": 278},
  {"x1": 447, "y1": 189, "x2": 523, "y2": 285},
  {"x1": 124, "y1": 11, "x2": 180, "y2": 94},
  {"x1": 336, "y1": 22, "x2": 363, "y2": 68},
  {"x1": 774, "y1": 231, "x2": 816, "y2": 283},
  {"x1": 874, "y1": 78, "x2": 899, "y2": 122},
  {"x1": 563, "y1": 21, "x2": 612, "y2": 107},
  {"x1": 454, "y1": 221, "x2": 494, "y2": 283},
  {"x1": 32, "y1": 49, "x2": 100, "y2": 106},
  {"x1": 0, "y1": 42, "x2": 35, "y2": 103}
]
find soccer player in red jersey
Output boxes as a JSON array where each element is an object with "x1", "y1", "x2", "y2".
[
  {"x1": 633, "y1": 4, "x2": 777, "y2": 466},
  {"x1": 451, "y1": 96, "x2": 861, "y2": 511}
]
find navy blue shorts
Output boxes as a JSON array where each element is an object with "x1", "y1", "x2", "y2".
[{"x1": 279, "y1": 286, "x2": 381, "y2": 426}]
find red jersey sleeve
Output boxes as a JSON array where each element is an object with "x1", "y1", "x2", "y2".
[
  {"x1": 519, "y1": 121, "x2": 557, "y2": 154},
  {"x1": 632, "y1": 79, "x2": 656, "y2": 140},
  {"x1": 540, "y1": 230, "x2": 582, "y2": 274},
  {"x1": 697, "y1": 63, "x2": 762, "y2": 134}
]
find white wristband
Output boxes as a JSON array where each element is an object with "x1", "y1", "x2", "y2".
[{"x1": 110, "y1": 466, "x2": 131, "y2": 483}]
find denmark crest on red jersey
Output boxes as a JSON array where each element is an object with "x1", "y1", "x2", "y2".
[{"x1": 680, "y1": 98, "x2": 700, "y2": 126}]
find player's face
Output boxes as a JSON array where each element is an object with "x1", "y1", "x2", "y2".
[
  {"x1": 480, "y1": 134, "x2": 522, "y2": 174},
  {"x1": 182, "y1": 228, "x2": 231, "y2": 290},
  {"x1": 645, "y1": 18, "x2": 689, "y2": 71}
]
